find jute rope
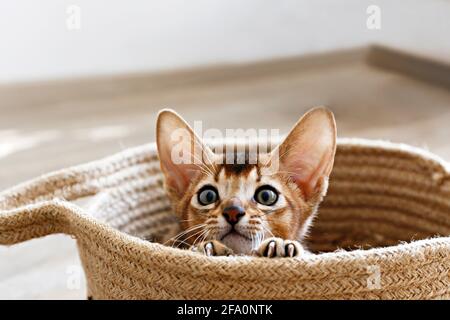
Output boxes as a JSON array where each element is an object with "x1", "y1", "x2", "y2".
[{"x1": 1, "y1": 138, "x2": 449, "y2": 299}]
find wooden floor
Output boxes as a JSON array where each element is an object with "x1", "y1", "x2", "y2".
[{"x1": 1, "y1": 47, "x2": 450, "y2": 299}]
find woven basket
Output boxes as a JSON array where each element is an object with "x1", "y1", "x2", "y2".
[{"x1": 1, "y1": 138, "x2": 449, "y2": 299}]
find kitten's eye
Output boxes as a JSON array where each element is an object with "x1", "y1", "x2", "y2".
[
  {"x1": 197, "y1": 185, "x2": 219, "y2": 205},
  {"x1": 254, "y1": 185, "x2": 278, "y2": 206}
]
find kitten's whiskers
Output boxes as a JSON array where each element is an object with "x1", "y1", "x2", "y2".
[
  {"x1": 192, "y1": 228, "x2": 210, "y2": 248},
  {"x1": 164, "y1": 223, "x2": 207, "y2": 247},
  {"x1": 175, "y1": 228, "x2": 208, "y2": 248}
]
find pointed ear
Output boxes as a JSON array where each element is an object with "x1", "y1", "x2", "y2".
[
  {"x1": 271, "y1": 107, "x2": 337, "y2": 201},
  {"x1": 156, "y1": 109, "x2": 214, "y2": 198}
]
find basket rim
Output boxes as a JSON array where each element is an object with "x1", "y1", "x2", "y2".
[
  {"x1": 51, "y1": 197, "x2": 450, "y2": 274},
  {"x1": 1, "y1": 138, "x2": 450, "y2": 270},
  {"x1": 36, "y1": 197, "x2": 450, "y2": 271}
]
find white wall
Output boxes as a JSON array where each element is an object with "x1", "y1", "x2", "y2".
[{"x1": 1, "y1": 0, "x2": 449, "y2": 83}]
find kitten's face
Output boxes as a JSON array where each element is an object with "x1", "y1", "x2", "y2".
[
  {"x1": 157, "y1": 107, "x2": 336, "y2": 254},
  {"x1": 177, "y1": 161, "x2": 313, "y2": 254}
]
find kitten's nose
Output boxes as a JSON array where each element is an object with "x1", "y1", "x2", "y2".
[{"x1": 223, "y1": 198, "x2": 245, "y2": 225}]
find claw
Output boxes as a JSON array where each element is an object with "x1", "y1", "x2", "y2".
[
  {"x1": 287, "y1": 243, "x2": 295, "y2": 257},
  {"x1": 267, "y1": 241, "x2": 276, "y2": 257},
  {"x1": 205, "y1": 242, "x2": 214, "y2": 256}
]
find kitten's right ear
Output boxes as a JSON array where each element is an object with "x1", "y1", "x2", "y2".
[{"x1": 156, "y1": 109, "x2": 214, "y2": 199}]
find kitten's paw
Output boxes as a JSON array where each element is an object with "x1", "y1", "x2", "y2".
[
  {"x1": 256, "y1": 237, "x2": 303, "y2": 258},
  {"x1": 190, "y1": 240, "x2": 234, "y2": 257}
]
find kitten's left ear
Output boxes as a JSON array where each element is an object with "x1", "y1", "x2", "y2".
[{"x1": 271, "y1": 107, "x2": 337, "y2": 201}]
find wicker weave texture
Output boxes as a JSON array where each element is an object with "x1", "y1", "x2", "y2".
[{"x1": 1, "y1": 138, "x2": 449, "y2": 299}]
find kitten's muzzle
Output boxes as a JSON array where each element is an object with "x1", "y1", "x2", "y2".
[{"x1": 222, "y1": 206, "x2": 245, "y2": 226}]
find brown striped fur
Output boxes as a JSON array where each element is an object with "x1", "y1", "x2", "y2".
[{"x1": 156, "y1": 107, "x2": 336, "y2": 255}]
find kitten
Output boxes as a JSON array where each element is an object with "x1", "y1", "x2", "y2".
[{"x1": 156, "y1": 107, "x2": 336, "y2": 258}]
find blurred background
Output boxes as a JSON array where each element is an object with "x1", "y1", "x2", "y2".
[{"x1": 0, "y1": 0, "x2": 449, "y2": 299}]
